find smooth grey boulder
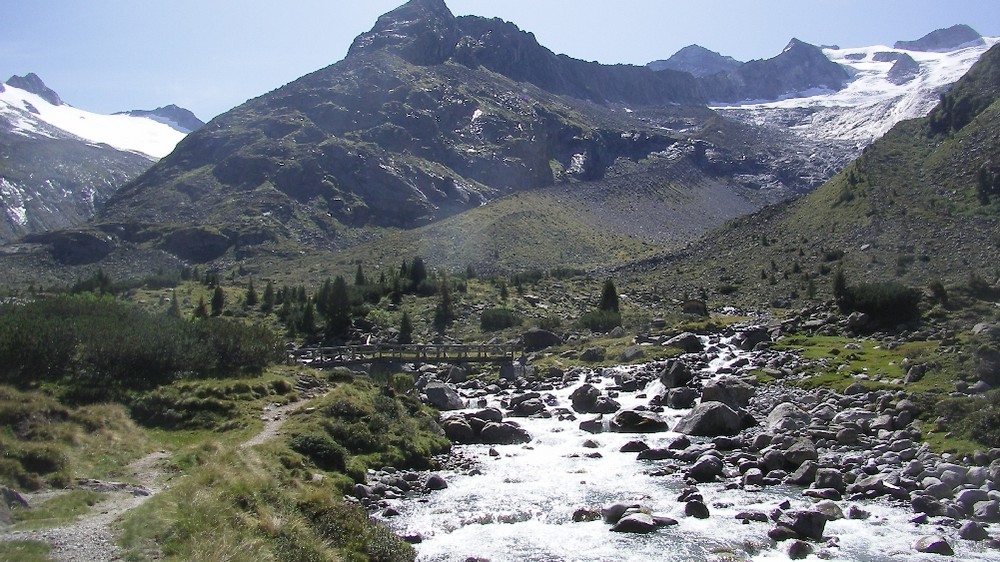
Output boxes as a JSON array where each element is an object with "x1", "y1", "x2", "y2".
[
  {"x1": 480, "y1": 422, "x2": 531, "y2": 445},
  {"x1": 424, "y1": 382, "x2": 465, "y2": 410},
  {"x1": 522, "y1": 328, "x2": 562, "y2": 351},
  {"x1": 702, "y1": 376, "x2": 755, "y2": 409},
  {"x1": 610, "y1": 512, "x2": 657, "y2": 533},
  {"x1": 665, "y1": 332, "x2": 703, "y2": 352},
  {"x1": 659, "y1": 360, "x2": 694, "y2": 388},
  {"x1": 673, "y1": 401, "x2": 745, "y2": 436},
  {"x1": 913, "y1": 535, "x2": 953, "y2": 555},
  {"x1": 689, "y1": 455, "x2": 724, "y2": 483},
  {"x1": 611, "y1": 410, "x2": 670, "y2": 433}
]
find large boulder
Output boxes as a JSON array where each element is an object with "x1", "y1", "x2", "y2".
[
  {"x1": 423, "y1": 382, "x2": 465, "y2": 410},
  {"x1": 659, "y1": 360, "x2": 694, "y2": 388},
  {"x1": 775, "y1": 510, "x2": 827, "y2": 541},
  {"x1": 569, "y1": 384, "x2": 620, "y2": 414},
  {"x1": 522, "y1": 328, "x2": 562, "y2": 351},
  {"x1": 701, "y1": 377, "x2": 755, "y2": 409},
  {"x1": 665, "y1": 332, "x2": 703, "y2": 353},
  {"x1": 441, "y1": 417, "x2": 475, "y2": 443},
  {"x1": 766, "y1": 402, "x2": 811, "y2": 430},
  {"x1": 913, "y1": 536, "x2": 954, "y2": 555},
  {"x1": 673, "y1": 401, "x2": 746, "y2": 436},
  {"x1": 610, "y1": 512, "x2": 658, "y2": 533},
  {"x1": 480, "y1": 422, "x2": 531, "y2": 445},
  {"x1": 736, "y1": 328, "x2": 771, "y2": 350},
  {"x1": 688, "y1": 455, "x2": 724, "y2": 482},
  {"x1": 611, "y1": 410, "x2": 670, "y2": 433},
  {"x1": 663, "y1": 386, "x2": 699, "y2": 409}
]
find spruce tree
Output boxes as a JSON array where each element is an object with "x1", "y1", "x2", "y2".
[
  {"x1": 194, "y1": 295, "x2": 209, "y2": 319},
  {"x1": 433, "y1": 274, "x2": 455, "y2": 332},
  {"x1": 301, "y1": 300, "x2": 316, "y2": 335},
  {"x1": 325, "y1": 276, "x2": 351, "y2": 339},
  {"x1": 167, "y1": 290, "x2": 182, "y2": 318},
  {"x1": 261, "y1": 281, "x2": 275, "y2": 312},
  {"x1": 410, "y1": 256, "x2": 427, "y2": 290},
  {"x1": 399, "y1": 311, "x2": 414, "y2": 344},
  {"x1": 599, "y1": 279, "x2": 619, "y2": 312},
  {"x1": 245, "y1": 279, "x2": 258, "y2": 308},
  {"x1": 211, "y1": 286, "x2": 225, "y2": 317},
  {"x1": 355, "y1": 263, "x2": 366, "y2": 286}
]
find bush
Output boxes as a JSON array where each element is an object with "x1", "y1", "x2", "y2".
[
  {"x1": 841, "y1": 281, "x2": 921, "y2": 324},
  {"x1": 579, "y1": 310, "x2": 621, "y2": 332},
  {"x1": 480, "y1": 308, "x2": 521, "y2": 332},
  {"x1": 289, "y1": 433, "x2": 348, "y2": 472}
]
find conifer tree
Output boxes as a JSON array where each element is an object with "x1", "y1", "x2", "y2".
[
  {"x1": 245, "y1": 278, "x2": 258, "y2": 308},
  {"x1": 433, "y1": 274, "x2": 455, "y2": 331},
  {"x1": 211, "y1": 286, "x2": 225, "y2": 317},
  {"x1": 355, "y1": 263, "x2": 366, "y2": 286},
  {"x1": 261, "y1": 281, "x2": 275, "y2": 312},
  {"x1": 167, "y1": 290, "x2": 181, "y2": 318},
  {"x1": 325, "y1": 276, "x2": 351, "y2": 339},
  {"x1": 301, "y1": 300, "x2": 316, "y2": 335},
  {"x1": 599, "y1": 279, "x2": 619, "y2": 312},
  {"x1": 399, "y1": 310, "x2": 414, "y2": 344},
  {"x1": 194, "y1": 295, "x2": 209, "y2": 319},
  {"x1": 410, "y1": 257, "x2": 427, "y2": 289}
]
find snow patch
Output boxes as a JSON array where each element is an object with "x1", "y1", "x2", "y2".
[
  {"x1": 0, "y1": 178, "x2": 29, "y2": 226},
  {"x1": 0, "y1": 84, "x2": 185, "y2": 158}
]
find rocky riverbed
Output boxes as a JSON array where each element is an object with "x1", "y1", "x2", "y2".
[{"x1": 357, "y1": 328, "x2": 1000, "y2": 561}]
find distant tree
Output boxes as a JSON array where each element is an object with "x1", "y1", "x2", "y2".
[
  {"x1": 211, "y1": 286, "x2": 225, "y2": 317},
  {"x1": 599, "y1": 279, "x2": 619, "y2": 313},
  {"x1": 261, "y1": 281, "x2": 275, "y2": 313},
  {"x1": 301, "y1": 300, "x2": 317, "y2": 335},
  {"x1": 433, "y1": 274, "x2": 455, "y2": 331},
  {"x1": 399, "y1": 311, "x2": 414, "y2": 345},
  {"x1": 194, "y1": 296, "x2": 209, "y2": 319},
  {"x1": 833, "y1": 268, "x2": 848, "y2": 310},
  {"x1": 167, "y1": 290, "x2": 182, "y2": 318},
  {"x1": 410, "y1": 257, "x2": 428, "y2": 289},
  {"x1": 325, "y1": 276, "x2": 351, "y2": 339},
  {"x1": 465, "y1": 264, "x2": 477, "y2": 279},
  {"x1": 499, "y1": 281, "x2": 509, "y2": 301},
  {"x1": 245, "y1": 279, "x2": 258, "y2": 308},
  {"x1": 355, "y1": 263, "x2": 366, "y2": 286}
]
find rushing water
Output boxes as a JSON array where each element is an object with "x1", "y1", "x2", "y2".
[{"x1": 382, "y1": 335, "x2": 1000, "y2": 561}]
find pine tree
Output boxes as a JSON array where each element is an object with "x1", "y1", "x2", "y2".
[
  {"x1": 261, "y1": 281, "x2": 275, "y2": 312},
  {"x1": 399, "y1": 311, "x2": 414, "y2": 344},
  {"x1": 211, "y1": 286, "x2": 225, "y2": 317},
  {"x1": 433, "y1": 274, "x2": 455, "y2": 331},
  {"x1": 325, "y1": 276, "x2": 351, "y2": 339},
  {"x1": 355, "y1": 263, "x2": 366, "y2": 286},
  {"x1": 194, "y1": 295, "x2": 209, "y2": 319},
  {"x1": 167, "y1": 290, "x2": 181, "y2": 318},
  {"x1": 245, "y1": 278, "x2": 258, "y2": 308},
  {"x1": 410, "y1": 256, "x2": 427, "y2": 289},
  {"x1": 301, "y1": 300, "x2": 316, "y2": 335},
  {"x1": 599, "y1": 279, "x2": 619, "y2": 312}
]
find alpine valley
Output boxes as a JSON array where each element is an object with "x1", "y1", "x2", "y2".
[{"x1": 3, "y1": 2, "x2": 1000, "y2": 562}]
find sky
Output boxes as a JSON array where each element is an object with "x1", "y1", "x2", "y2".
[{"x1": 2, "y1": 0, "x2": 999, "y2": 121}]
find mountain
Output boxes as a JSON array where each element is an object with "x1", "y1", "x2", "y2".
[
  {"x1": 895, "y1": 24, "x2": 985, "y2": 52},
  {"x1": 625, "y1": 42, "x2": 1000, "y2": 305},
  {"x1": 116, "y1": 105, "x2": 205, "y2": 134},
  {"x1": 715, "y1": 33, "x2": 999, "y2": 146},
  {"x1": 0, "y1": 2, "x2": 993, "y2": 286},
  {"x1": 647, "y1": 45, "x2": 742, "y2": 77},
  {"x1": 0, "y1": 75, "x2": 198, "y2": 243}
]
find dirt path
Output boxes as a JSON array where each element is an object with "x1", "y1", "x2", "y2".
[{"x1": 0, "y1": 391, "x2": 321, "y2": 561}]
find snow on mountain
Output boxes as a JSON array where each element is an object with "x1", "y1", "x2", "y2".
[
  {"x1": 0, "y1": 83, "x2": 187, "y2": 159},
  {"x1": 713, "y1": 37, "x2": 1000, "y2": 146}
]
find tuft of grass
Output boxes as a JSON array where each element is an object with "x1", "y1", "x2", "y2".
[
  {"x1": 10, "y1": 490, "x2": 106, "y2": 530},
  {"x1": 0, "y1": 541, "x2": 51, "y2": 562}
]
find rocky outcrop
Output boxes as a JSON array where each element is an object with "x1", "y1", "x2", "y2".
[
  {"x1": 648, "y1": 45, "x2": 742, "y2": 77},
  {"x1": 118, "y1": 105, "x2": 205, "y2": 134},
  {"x1": 887, "y1": 54, "x2": 921, "y2": 85},
  {"x1": 6, "y1": 73, "x2": 63, "y2": 106},
  {"x1": 895, "y1": 24, "x2": 984, "y2": 52}
]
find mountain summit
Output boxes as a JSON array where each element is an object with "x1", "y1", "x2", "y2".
[
  {"x1": 6, "y1": 73, "x2": 63, "y2": 106},
  {"x1": 894, "y1": 24, "x2": 984, "y2": 52},
  {"x1": 647, "y1": 45, "x2": 742, "y2": 77}
]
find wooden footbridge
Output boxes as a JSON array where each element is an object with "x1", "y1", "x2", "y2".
[{"x1": 288, "y1": 343, "x2": 518, "y2": 368}]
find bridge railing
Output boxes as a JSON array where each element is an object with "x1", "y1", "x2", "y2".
[{"x1": 288, "y1": 343, "x2": 517, "y2": 366}]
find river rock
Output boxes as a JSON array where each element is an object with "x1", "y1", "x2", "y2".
[
  {"x1": 777, "y1": 510, "x2": 827, "y2": 541},
  {"x1": 702, "y1": 377, "x2": 755, "y2": 409},
  {"x1": 814, "y1": 500, "x2": 844, "y2": 520},
  {"x1": 573, "y1": 508, "x2": 601, "y2": 522},
  {"x1": 959, "y1": 521, "x2": 991, "y2": 541},
  {"x1": 665, "y1": 332, "x2": 703, "y2": 352},
  {"x1": 689, "y1": 455, "x2": 724, "y2": 483},
  {"x1": 512, "y1": 397, "x2": 546, "y2": 417},
  {"x1": 611, "y1": 512, "x2": 658, "y2": 533},
  {"x1": 522, "y1": 328, "x2": 562, "y2": 351},
  {"x1": 425, "y1": 474, "x2": 448, "y2": 490},
  {"x1": 815, "y1": 468, "x2": 846, "y2": 493},
  {"x1": 659, "y1": 360, "x2": 694, "y2": 388},
  {"x1": 673, "y1": 401, "x2": 745, "y2": 436},
  {"x1": 784, "y1": 439, "x2": 818, "y2": 467},
  {"x1": 788, "y1": 540, "x2": 814, "y2": 560},
  {"x1": 442, "y1": 417, "x2": 476, "y2": 443},
  {"x1": 424, "y1": 382, "x2": 465, "y2": 410},
  {"x1": 471, "y1": 408, "x2": 504, "y2": 424},
  {"x1": 602, "y1": 502, "x2": 637, "y2": 524},
  {"x1": 570, "y1": 384, "x2": 619, "y2": 414},
  {"x1": 663, "y1": 387, "x2": 699, "y2": 409},
  {"x1": 766, "y1": 402, "x2": 810, "y2": 430},
  {"x1": 685, "y1": 500, "x2": 710, "y2": 519},
  {"x1": 580, "y1": 415, "x2": 604, "y2": 434},
  {"x1": 913, "y1": 535, "x2": 953, "y2": 555},
  {"x1": 612, "y1": 410, "x2": 670, "y2": 433},
  {"x1": 480, "y1": 422, "x2": 531, "y2": 445},
  {"x1": 620, "y1": 440, "x2": 649, "y2": 453},
  {"x1": 786, "y1": 460, "x2": 817, "y2": 485},
  {"x1": 618, "y1": 347, "x2": 645, "y2": 362},
  {"x1": 737, "y1": 327, "x2": 771, "y2": 350}
]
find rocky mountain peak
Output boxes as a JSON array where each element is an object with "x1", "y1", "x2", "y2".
[
  {"x1": 347, "y1": 0, "x2": 460, "y2": 65},
  {"x1": 647, "y1": 45, "x2": 742, "y2": 77},
  {"x1": 894, "y1": 24, "x2": 984, "y2": 52},
  {"x1": 6, "y1": 73, "x2": 63, "y2": 106},
  {"x1": 116, "y1": 104, "x2": 205, "y2": 134}
]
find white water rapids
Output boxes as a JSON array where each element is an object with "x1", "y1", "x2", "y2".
[{"x1": 381, "y1": 335, "x2": 999, "y2": 561}]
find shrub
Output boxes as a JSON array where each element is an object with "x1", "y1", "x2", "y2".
[
  {"x1": 289, "y1": 433, "x2": 348, "y2": 472},
  {"x1": 840, "y1": 281, "x2": 921, "y2": 325},
  {"x1": 579, "y1": 310, "x2": 621, "y2": 332},
  {"x1": 481, "y1": 308, "x2": 520, "y2": 332}
]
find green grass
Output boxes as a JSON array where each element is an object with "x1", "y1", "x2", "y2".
[
  {"x1": 10, "y1": 490, "x2": 106, "y2": 530},
  {"x1": 0, "y1": 540, "x2": 51, "y2": 562}
]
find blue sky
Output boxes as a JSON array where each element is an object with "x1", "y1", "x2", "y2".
[{"x1": 2, "y1": 0, "x2": 998, "y2": 120}]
